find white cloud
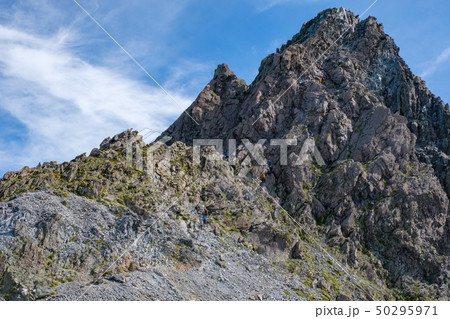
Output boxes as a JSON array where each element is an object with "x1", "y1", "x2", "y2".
[
  {"x1": 420, "y1": 46, "x2": 450, "y2": 78},
  {"x1": 0, "y1": 24, "x2": 194, "y2": 174}
]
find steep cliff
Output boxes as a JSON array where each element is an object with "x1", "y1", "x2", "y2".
[
  {"x1": 0, "y1": 8, "x2": 448, "y2": 300},
  {"x1": 161, "y1": 8, "x2": 450, "y2": 299}
]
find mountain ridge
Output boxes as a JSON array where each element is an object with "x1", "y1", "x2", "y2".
[
  {"x1": 161, "y1": 6, "x2": 450, "y2": 298},
  {"x1": 0, "y1": 8, "x2": 449, "y2": 300}
]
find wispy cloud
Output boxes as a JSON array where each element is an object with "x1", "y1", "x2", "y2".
[
  {"x1": 420, "y1": 46, "x2": 450, "y2": 78},
  {"x1": 0, "y1": 24, "x2": 193, "y2": 174},
  {"x1": 164, "y1": 59, "x2": 212, "y2": 95},
  {"x1": 0, "y1": 0, "x2": 220, "y2": 176}
]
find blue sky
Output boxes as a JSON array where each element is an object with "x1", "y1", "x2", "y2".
[{"x1": 0, "y1": 0, "x2": 449, "y2": 177}]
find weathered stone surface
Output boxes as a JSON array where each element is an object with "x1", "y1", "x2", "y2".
[
  {"x1": 0, "y1": 8, "x2": 449, "y2": 301},
  {"x1": 158, "y1": 8, "x2": 450, "y2": 300}
]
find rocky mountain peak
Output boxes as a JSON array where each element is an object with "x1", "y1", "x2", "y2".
[
  {"x1": 0, "y1": 8, "x2": 449, "y2": 301},
  {"x1": 159, "y1": 8, "x2": 450, "y2": 299},
  {"x1": 213, "y1": 63, "x2": 235, "y2": 80},
  {"x1": 284, "y1": 8, "x2": 358, "y2": 51}
]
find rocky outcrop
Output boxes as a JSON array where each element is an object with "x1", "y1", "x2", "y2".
[
  {"x1": 163, "y1": 63, "x2": 249, "y2": 144},
  {"x1": 0, "y1": 137, "x2": 389, "y2": 300},
  {"x1": 159, "y1": 8, "x2": 450, "y2": 299},
  {"x1": 1, "y1": 8, "x2": 449, "y2": 300}
]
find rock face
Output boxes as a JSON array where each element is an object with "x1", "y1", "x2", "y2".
[
  {"x1": 161, "y1": 8, "x2": 450, "y2": 299},
  {"x1": 0, "y1": 8, "x2": 449, "y2": 300},
  {"x1": 0, "y1": 140, "x2": 388, "y2": 301}
]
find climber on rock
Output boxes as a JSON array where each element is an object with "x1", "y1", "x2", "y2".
[
  {"x1": 262, "y1": 173, "x2": 266, "y2": 182},
  {"x1": 265, "y1": 161, "x2": 273, "y2": 175}
]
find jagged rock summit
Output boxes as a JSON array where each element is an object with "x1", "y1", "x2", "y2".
[
  {"x1": 0, "y1": 8, "x2": 449, "y2": 301},
  {"x1": 162, "y1": 7, "x2": 450, "y2": 298}
]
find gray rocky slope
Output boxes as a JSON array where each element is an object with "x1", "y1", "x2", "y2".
[{"x1": 0, "y1": 8, "x2": 449, "y2": 300}]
